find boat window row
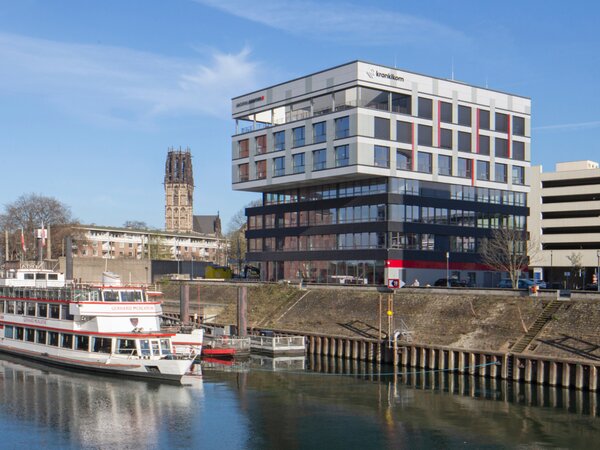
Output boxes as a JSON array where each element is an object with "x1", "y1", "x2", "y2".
[
  {"x1": 3, "y1": 326, "x2": 172, "y2": 357},
  {"x1": 0, "y1": 288, "x2": 146, "y2": 303},
  {"x1": 0, "y1": 300, "x2": 74, "y2": 320}
]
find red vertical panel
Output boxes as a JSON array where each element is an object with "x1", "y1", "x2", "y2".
[
  {"x1": 471, "y1": 159, "x2": 475, "y2": 186},
  {"x1": 412, "y1": 122, "x2": 416, "y2": 171},
  {"x1": 476, "y1": 108, "x2": 480, "y2": 154}
]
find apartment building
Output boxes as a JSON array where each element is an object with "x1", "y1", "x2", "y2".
[
  {"x1": 232, "y1": 61, "x2": 530, "y2": 286},
  {"x1": 529, "y1": 160, "x2": 600, "y2": 287}
]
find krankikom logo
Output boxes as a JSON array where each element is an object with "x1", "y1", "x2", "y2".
[{"x1": 366, "y1": 67, "x2": 404, "y2": 82}]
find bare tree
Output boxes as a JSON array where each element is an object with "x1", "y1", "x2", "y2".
[
  {"x1": 226, "y1": 199, "x2": 260, "y2": 275},
  {"x1": 566, "y1": 251, "x2": 583, "y2": 289},
  {"x1": 480, "y1": 228, "x2": 538, "y2": 289},
  {"x1": 0, "y1": 193, "x2": 78, "y2": 262},
  {"x1": 123, "y1": 220, "x2": 149, "y2": 230}
]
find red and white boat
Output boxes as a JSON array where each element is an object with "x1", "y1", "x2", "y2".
[{"x1": 0, "y1": 266, "x2": 202, "y2": 382}]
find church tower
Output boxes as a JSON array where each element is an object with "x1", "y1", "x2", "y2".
[{"x1": 164, "y1": 147, "x2": 194, "y2": 233}]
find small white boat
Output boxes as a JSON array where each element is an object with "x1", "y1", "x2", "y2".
[{"x1": 0, "y1": 266, "x2": 202, "y2": 382}]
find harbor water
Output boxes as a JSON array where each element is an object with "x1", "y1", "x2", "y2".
[{"x1": 0, "y1": 355, "x2": 599, "y2": 449}]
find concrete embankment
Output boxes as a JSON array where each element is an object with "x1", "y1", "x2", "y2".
[{"x1": 159, "y1": 281, "x2": 600, "y2": 362}]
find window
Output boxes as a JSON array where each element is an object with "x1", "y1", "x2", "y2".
[
  {"x1": 238, "y1": 139, "x2": 249, "y2": 158},
  {"x1": 417, "y1": 152, "x2": 432, "y2": 173},
  {"x1": 75, "y1": 335, "x2": 89, "y2": 351},
  {"x1": 440, "y1": 128, "x2": 452, "y2": 149},
  {"x1": 477, "y1": 160, "x2": 490, "y2": 180},
  {"x1": 458, "y1": 105, "x2": 472, "y2": 126},
  {"x1": 48, "y1": 331, "x2": 59, "y2": 346},
  {"x1": 495, "y1": 112, "x2": 508, "y2": 132},
  {"x1": 374, "y1": 117, "x2": 390, "y2": 140},
  {"x1": 479, "y1": 109, "x2": 490, "y2": 130},
  {"x1": 313, "y1": 122, "x2": 326, "y2": 143},
  {"x1": 313, "y1": 94, "x2": 332, "y2": 116},
  {"x1": 495, "y1": 163, "x2": 507, "y2": 183},
  {"x1": 513, "y1": 141, "x2": 525, "y2": 161},
  {"x1": 335, "y1": 145, "x2": 350, "y2": 167},
  {"x1": 495, "y1": 138, "x2": 509, "y2": 158},
  {"x1": 458, "y1": 131, "x2": 471, "y2": 152},
  {"x1": 392, "y1": 93, "x2": 411, "y2": 114},
  {"x1": 418, "y1": 124, "x2": 432, "y2": 147},
  {"x1": 49, "y1": 304, "x2": 60, "y2": 319},
  {"x1": 440, "y1": 101, "x2": 452, "y2": 123},
  {"x1": 293, "y1": 153, "x2": 305, "y2": 174},
  {"x1": 92, "y1": 337, "x2": 112, "y2": 353},
  {"x1": 38, "y1": 303, "x2": 47, "y2": 318},
  {"x1": 36, "y1": 329, "x2": 46, "y2": 344},
  {"x1": 274, "y1": 131, "x2": 285, "y2": 151},
  {"x1": 335, "y1": 116, "x2": 350, "y2": 139},
  {"x1": 256, "y1": 160, "x2": 266, "y2": 179},
  {"x1": 457, "y1": 158, "x2": 472, "y2": 178},
  {"x1": 361, "y1": 87, "x2": 389, "y2": 110},
  {"x1": 61, "y1": 334, "x2": 73, "y2": 349},
  {"x1": 396, "y1": 121, "x2": 412, "y2": 144},
  {"x1": 255, "y1": 135, "x2": 266, "y2": 154},
  {"x1": 512, "y1": 166, "x2": 525, "y2": 185},
  {"x1": 313, "y1": 149, "x2": 327, "y2": 170},
  {"x1": 478, "y1": 135, "x2": 490, "y2": 155},
  {"x1": 292, "y1": 126, "x2": 305, "y2": 147},
  {"x1": 397, "y1": 150, "x2": 412, "y2": 170},
  {"x1": 26, "y1": 302, "x2": 36, "y2": 316},
  {"x1": 374, "y1": 146, "x2": 389, "y2": 168},
  {"x1": 273, "y1": 157, "x2": 285, "y2": 177},
  {"x1": 438, "y1": 155, "x2": 452, "y2": 176},
  {"x1": 418, "y1": 97, "x2": 433, "y2": 119},
  {"x1": 513, "y1": 116, "x2": 525, "y2": 136},
  {"x1": 238, "y1": 163, "x2": 249, "y2": 182}
]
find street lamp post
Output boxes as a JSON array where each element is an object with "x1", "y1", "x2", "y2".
[
  {"x1": 446, "y1": 251, "x2": 450, "y2": 287},
  {"x1": 550, "y1": 250, "x2": 553, "y2": 285}
]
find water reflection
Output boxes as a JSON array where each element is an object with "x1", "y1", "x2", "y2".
[{"x1": 0, "y1": 356, "x2": 205, "y2": 449}]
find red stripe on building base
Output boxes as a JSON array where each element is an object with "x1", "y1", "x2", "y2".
[{"x1": 385, "y1": 259, "x2": 492, "y2": 271}]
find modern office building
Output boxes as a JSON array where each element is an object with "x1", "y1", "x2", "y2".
[
  {"x1": 528, "y1": 160, "x2": 600, "y2": 288},
  {"x1": 231, "y1": 61, "x2": 530, "y2": 285}
]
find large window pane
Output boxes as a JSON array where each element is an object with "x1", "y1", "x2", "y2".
[
  {"x1": 418, "y1": 97, "x2": 433, "y2": 119},
  {"x1": 440, "y1": 101, "x2": 452, "y2": 123},
  {"x1": 458, "y1": 131, "x2": 471, "y2": 152},
  {"x1": 396, "y1": 150, "x2": 412, "y2": 170},
  {"x1": 479, "y1": 135, "x2": 490, "y2": 155},
  {"x1": 495, "y1": 112, "x2": 508, "y2": 132},
  {"x1": 292, "y1": 126, "x2": 305, "y2": 147},
  {"x1": 440, "y1": 128, "x2": 452, "y2": 149},
  {"x1": 477, "y1": 160, "x2": 490, "y2": 180},
  {"x1": 512, "y1": 166, "x2": 525, "y2": 185},
  {"x1": 479, "y1": 109, "x2": 490, "y2": 130},
  {"x1": 335, "y1": 145, "x2": 349, "y2": 167},
  {"x1": 313, "y1": 149, "x2": 327, "y2": 170},
  {"x1": 374, "y1": 146, "x2": 389, "y2": 168},
  {"x1": 396, "y1": 121, "x2": 412, "y2": 144},
  {"x1": 417, "y1": 152, "x2": 432, "y2": 173},
  {"x1": 293, "y1": 153, "x2": 305, "y2": 173},
  {"x1": 513, "y1": 116, "x2": 525, "y2": 136},
  {"x1": 273, "y1": 157, "x2": 285, "y2": 177},
  {"x1": 513, "y1": 141, "x2": 525, "y2": 161},
  {"x1": 374, "y1": 117, "x2": 390, "y2": 140},
  {"x1": 418, "y1": 124, "x2": 432, "y2": 147},
  {"x1": 458, "y1": 105, "x2": 472, "y2": 126},
  {"x1": 360, "y1": 87, "x2": 389, "y2": 111},
  {"x1": 313, "y1": 122, "x2": 326, "y2": 144},
  {"x1": 495, "y1": 138, "x2": 509, "y2": 158},
  {"x1": 438, "y1": 155, "x2": 452, "y2": 176},
  {"x1": 392, "y1": 93, "x2": 411, "y2": 114},
  {"x1": 335, "y1": 116, "x2": 350, "y2": 139},
  {"x1": 274, "y1": 131, "x2": 285, "y2": 151},
  {"x1": 495, "y1": 163, "x2": 507, "y2": 183},
  {"x1": 457, "y1": 157, "x2": 472, "y2": 178}
]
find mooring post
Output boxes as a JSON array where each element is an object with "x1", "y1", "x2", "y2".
[
  {"x1": 237, "y1": 286, "x2": 248, "y2": 337},
  {"x1": 180, "y1": 283, "x2": 190, "y2": 325}
]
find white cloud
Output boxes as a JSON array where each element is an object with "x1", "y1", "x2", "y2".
[
  {"x1": 534, "y1": 120, "x2": 600, "y2": 132},
  {"x1": 0, "y1": 32, "x2": 263, "y2": 126},
  {"x1": 195, "y1": 0, "x2": 466, "y2": 46}
]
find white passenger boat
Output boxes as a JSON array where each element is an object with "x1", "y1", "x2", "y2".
[{"x1": 0, "y1": 266, "x2": 202, "y2": 382}]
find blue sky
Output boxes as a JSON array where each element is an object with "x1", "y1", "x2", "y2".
[{"x1": 0, "y1": 0, "x2": 598, "y2": 231}]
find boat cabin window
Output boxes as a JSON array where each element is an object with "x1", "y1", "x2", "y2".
[
  {"x1": 92, "y1": 337, "x2": 112, "y2": 353},
  {"x1": 25, "y1": 329, "x2": 35, "y2": 342},
  {"x1": 38, "y1": 303, "x2": 47, "y2": 318},
  {"x1": 48, "y1": 332, "x2": 59, "y2": 346},
  {"x1": 103, "y1": 290, "x2": 119, "y2": 302},
  {"x1": 61, "y1": 334, "x2": 73, "y2": 349},
  {"x1": 151, "y1": 340, "x2": 160, "y2": 355},
  {"x1": 4, "y1": 325, "x2": 14, "y2": 339},
  {"x1": 48, "y1": 274, "x2": 58, "y2": 280},
  {"x1": 139, "y1": 339, "x2": 151, "y2": 356},
  {"x1": 7, "y1": 302, "x2": 14, "y2": 314},
  {"x1": 26, "y1": 302, "x2": 36, "y2": 316},
  {"x1": 120, "y1": 290, "x2": 144, "y2": 302},
  {"x1": 61, "y1": 304, "x2": 74, "y2": 321},
  {"x1": 35, "y1": 273, "x2": 46, "y2": 280},
  {"x1": 16, "y1": 301, "x2": 24, "y2": 315},
  {"x1": 15, "y1": 327, "x2": 24, "y2": 340},
  {"x1": 49, "y1": 304, "x2": 60, "y2": 319},
  {"x1": 36, "y1": 330, "x2": 46, "y2": 344},
  {"x1": 160, "y1": 339, "x2": 172, "y2": 355},
  {"x1": 75, "y1": 335, "x2": 89, "y2": 351},
  {"x1": 0, "y1": 301, "x2": 4, "y2": 313},
  {"x1": 116, "y1": 339, "x2": 137, "y2": 355},
  {"x1": 24, "y1": 273, "x2": 34, "y2": 280}
]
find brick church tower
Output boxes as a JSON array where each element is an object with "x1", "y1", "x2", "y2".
[{"x1": 164, "y1": 148, "x2": 194, "y2": 232}]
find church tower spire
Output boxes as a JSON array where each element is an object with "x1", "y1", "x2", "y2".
[{"x1": 164, "y1": 147, "x2": 194, "y2": 233}]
